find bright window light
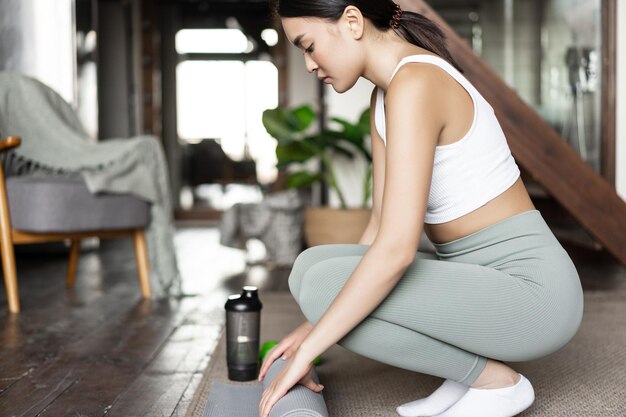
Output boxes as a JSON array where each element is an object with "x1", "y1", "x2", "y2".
[
  {"x1": 261, "y1": 29, "x2": 278, "y2": 47},
  {"x1": 177, "y1": 60, "x2": 279, "y2": 184},
  {"x1": 176, "y1": 29, "x2": 249, "y2": 54}
]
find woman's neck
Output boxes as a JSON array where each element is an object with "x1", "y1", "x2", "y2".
[{"x1": 362, "y1": 37, "x2": 431, "y2": 91}]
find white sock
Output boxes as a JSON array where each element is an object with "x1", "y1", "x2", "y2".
[
  {"x1": 396, "y1": 379, "x2": 469, "y2": 417},
  {"x1": 432, "y1": 373, "x2": 535, "y2": 417}
]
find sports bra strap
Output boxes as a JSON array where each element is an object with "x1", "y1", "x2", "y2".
[
  {"x1": 375, "y1": 54, "x2": 485, "y2": 144},
  {"x1": 389, "y1": 54, "x2": 480, "y2": 100}
]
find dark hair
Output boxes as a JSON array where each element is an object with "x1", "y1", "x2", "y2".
[{"x1": 275, "y1": 0, "x2": 462, "y2": 72}]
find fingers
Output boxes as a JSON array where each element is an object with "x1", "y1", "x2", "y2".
[
  {"x1": 303, "y1": 379, "x2": 324, "y2": 392},
  {"x1": 259, "y1": 346, "x2": 284, "y2": 381},
  {"x1": 300, "y1": 371, "x2": 324, "y2": 393},
  {"x1": 260, "y1": 384, "x2": 322, "y2": 417},
  {"x1": 261, "y1": 324, "x2": 310, "y2": 381},
  {"x1": 281, "y1": 347, "x2": 294, "y2": 360},
  {"x1": 259, "y1": 360, "x2": 322, "y2": 417},
  {"x1": 259, "y1": 382, "x2": 287, "y2": 417},
  {"x1": 259, "y1": 383, "x2": 271, "y2": 417}
]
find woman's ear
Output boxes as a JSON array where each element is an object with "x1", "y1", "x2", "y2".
[{"x1": 343, "y1": 5, "x2": 364, "y2": 40}]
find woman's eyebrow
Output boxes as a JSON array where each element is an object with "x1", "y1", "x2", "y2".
[{"x1": 293, "y1": 34, "x2": 305, "y2": 48}]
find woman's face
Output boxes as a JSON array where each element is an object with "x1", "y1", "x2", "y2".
[{"x1": 281, "y1": 16, "x2": 363, "y2": 93}]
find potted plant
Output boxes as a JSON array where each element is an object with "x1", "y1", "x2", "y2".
[{"x1": 262, "y1": 104, "x2": 372, "y2": 246}]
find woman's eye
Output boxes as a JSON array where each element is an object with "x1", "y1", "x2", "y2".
[{"x1": 305, "y1": 44, "x2": 314, "y2": 54}]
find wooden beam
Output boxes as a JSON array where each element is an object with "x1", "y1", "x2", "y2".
[
  {"x1": 12, "y1": 229, "x2": 139, "y2": 245},
  {"x1": 409, "y1": 1, "x2": 626, "y2": 265}
]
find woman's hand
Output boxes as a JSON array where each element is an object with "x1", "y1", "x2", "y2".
[
  {"x1": 258, "y1": 352, "x2": 324, "y2": 417},
  {"x1": 258, "y1": 321, "x2": 313, "y2": 381}
]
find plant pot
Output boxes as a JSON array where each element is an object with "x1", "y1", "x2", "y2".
[{"x1": 304, "y1": 207, "x2": 371, "y2": 247}]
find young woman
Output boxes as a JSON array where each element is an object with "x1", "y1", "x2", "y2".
[{"x1": 258, "y1": 1, "x2": 584, "y2": 416}]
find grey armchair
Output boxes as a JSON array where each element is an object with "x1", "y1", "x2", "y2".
[{"x1": 0, "y1": 136, "x2": 151, "y2": 313}]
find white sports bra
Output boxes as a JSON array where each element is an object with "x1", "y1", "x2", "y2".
[{"x1": 374, "y1": 54, "x2": 520, "y2": 224}]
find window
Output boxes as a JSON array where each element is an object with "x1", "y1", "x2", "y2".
[{"x1": 176, "y1": 29, "x2": 279, "y2": 184}]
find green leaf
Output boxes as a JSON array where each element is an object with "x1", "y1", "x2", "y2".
[
  {"x1": 290, "y1": 105, "x2": 316, "y2": 131},
  {"x1": 263, "y1": 105, "x2": 372, "y2": 201},
  {"x1": 328, "y1": 142, "x2": 356, "y2": 159},
  {"x1": 328, "y1": 117, "x2": 363, "y2": 142},
  {"x1": 362, "y1": 163, "x2": 372, "y2": 207},
  {"x1": 358, "y1": 108, "x2": 371, "y2": 133},
  {"x1": 276, "y1": 141, "x2": 318, "y2": 166},
  {"x1": 262, "y1": 105, "x2": 317, "y2": 144},
  {"x1": 321, "y1": 130, "x2": 371, "y2": 162},
  {"x1": 286, "y1": 171, "x2": 323, "y2": 188},
  {"x1": 262, "y1": 108, "x2": 293, "y2": 143}
]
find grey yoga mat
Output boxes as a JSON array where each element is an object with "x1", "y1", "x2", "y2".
[{"x1": 202, "y1": 358, "x2": 329, "y2": 417}]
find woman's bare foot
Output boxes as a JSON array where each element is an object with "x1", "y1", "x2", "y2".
[{"x1": 470, "y1": 359, "x2": 521, "y2": 389}]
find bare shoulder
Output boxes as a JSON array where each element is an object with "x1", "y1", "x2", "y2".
[
  {"x1": 386, "y1": 64, "x2": 449, "y2": 125},
  {"x1": 387, "y1": 62, "x2": 451, "y2": 100}
]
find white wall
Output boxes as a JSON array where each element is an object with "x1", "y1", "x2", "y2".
[
  {"x1": 0, "y1": 0, "x2": 75, "y2": 104},
  {"x1": 616, "y1": 1, "x2": 626, "y2": 200},
  {"x1": 325, "y1": 80, "x2": 374, "y2": 208},
  {"x1": 287, "y1": 45, "x2": 318, "y2": 108}
]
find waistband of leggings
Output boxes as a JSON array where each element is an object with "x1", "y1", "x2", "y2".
[{"x1": 432, "y1": 210, "x2": 556, "y2": 256}]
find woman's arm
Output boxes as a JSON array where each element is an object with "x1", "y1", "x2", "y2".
[
  {"x1": 296, "y1": 64, "x2": 446, "y2": 363},
  {"x1": 358, "y1": 88, "x2": 386, "y2": 245}
]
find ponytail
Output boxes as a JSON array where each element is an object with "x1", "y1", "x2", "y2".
[{"x1": 394, "y1": 9, "x2": 463, "y2": 72}]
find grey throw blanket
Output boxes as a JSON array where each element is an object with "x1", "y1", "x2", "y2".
[{"x1": 0, "y1": 71, "x2": 180, "y2": 297}]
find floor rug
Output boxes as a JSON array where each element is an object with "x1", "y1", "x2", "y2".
[{"x1": 186, "y1": 290, "x2": 626, "y2": 417}]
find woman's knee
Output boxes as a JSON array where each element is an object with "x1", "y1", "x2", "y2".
[
  {"x1": 288, "y1": 245, "x2": 366, "y2": 303},
  {"x1": 288, "y1": 246, "x2": 323, "y2": 303},
  {"x1": 297, "y1": 266, "x2": 329, "y2": 324},
  {"x1": 297, "y1": 256, "x2": 360, "y2": 324}
]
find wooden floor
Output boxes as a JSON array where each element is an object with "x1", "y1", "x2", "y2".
[{"x1": 0, "y1": 225, "x2": 624, "y2": 417}]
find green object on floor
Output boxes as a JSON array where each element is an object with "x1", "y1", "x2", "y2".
[
  {"x1": 258, "y1": 340, "x2": 322, "y2": 365},
  {"x1": 259, "y1": 340, "x2": 279, "y2": 362}
]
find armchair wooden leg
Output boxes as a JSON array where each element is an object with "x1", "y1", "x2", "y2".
[
  {"x1": 133, "y1": 229, "x2": 151, "y2": 298},
  {"x1": 0, "y1": 141, "x2": 20, "y2": 313},
  {"x1": 66, "y1": 239, "x2": 80, "y2": 288},
  {"x1": 0, "y1": 235, "x2": 19, "y2": 314}
]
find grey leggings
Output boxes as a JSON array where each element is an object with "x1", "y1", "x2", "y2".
[{"x1": 288, "y1": 210, "x2": 584, "y2": 385}]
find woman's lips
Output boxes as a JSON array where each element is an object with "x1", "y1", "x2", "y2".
[{"x1": 321, "y1": 77, "x2": 332, "y2": 84}]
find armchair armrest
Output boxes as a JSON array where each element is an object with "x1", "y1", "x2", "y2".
[{"x1": 0, "y1": 136, "x2": 21, "y2": 153}]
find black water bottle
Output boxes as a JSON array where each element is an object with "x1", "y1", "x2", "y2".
[{"x1": 225, "y1": 286, "x2": 263, "y2": 381}]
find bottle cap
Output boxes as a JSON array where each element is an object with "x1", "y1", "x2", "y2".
[
  {"x1": 224, "y1": 287, "x2": 262, "y2": 311},
  {"x1": 242, "y1": 286, "x2": 259, "y2": 298}
]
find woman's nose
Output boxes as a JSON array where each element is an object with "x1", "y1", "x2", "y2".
[{"x1": 304, "y1": 54, "x2": 318, "y2": 73}]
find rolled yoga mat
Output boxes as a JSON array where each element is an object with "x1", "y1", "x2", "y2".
[{"x1": 202, "y1": 357, "x2": 329, "y2": 417}]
